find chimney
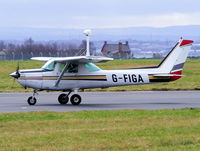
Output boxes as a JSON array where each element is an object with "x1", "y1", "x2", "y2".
[
  {"x1": 126, "y1": 41, "x2": 128, "y2": 45},
  {"x1": 104, "y1": 41, "x2": 107, "y2": 45}
]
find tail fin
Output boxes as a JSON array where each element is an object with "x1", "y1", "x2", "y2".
[{"x1": 157, "y1": 38, "x2": 193, "y2": 76}]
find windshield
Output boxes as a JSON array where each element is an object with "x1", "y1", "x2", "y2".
[{"x1": 42, "y1": 60, "x2": 56, "y2": 71}]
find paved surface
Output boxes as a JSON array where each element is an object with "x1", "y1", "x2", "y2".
[{"x1": 0, "y1": 91, "x2": 199, "y2": 113}]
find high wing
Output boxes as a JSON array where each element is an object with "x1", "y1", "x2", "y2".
[
  {"x1": 53, "y1": 56, "x2": 113, "y2": 63},
  {"x1": 31, "y1": 56, "x2": 113, "y2": 63}
]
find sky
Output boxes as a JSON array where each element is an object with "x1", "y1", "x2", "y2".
[{"x1": 0, "y1": 0, "x2": 200, "y2": 29}]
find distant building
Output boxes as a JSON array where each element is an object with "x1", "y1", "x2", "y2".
[
  {"x1": 101, "y1": 41, "x2": 132, "y2": 59},
  {"x1": 152, "y1": 52, "x2": 163, "y2": 59}
]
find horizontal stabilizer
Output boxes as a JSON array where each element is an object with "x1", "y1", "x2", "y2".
[
  {"x1": 150, "y1": 74, "x2": 185, "y2": 77},
  {"x1": 149, "y1": 73, "x2": 184, "y2": 82}
]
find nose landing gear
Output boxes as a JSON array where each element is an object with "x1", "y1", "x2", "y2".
[
  {"x1": 27, "y1": 96, "x2": 37, "y2": 105},
  {"x1": 27, "y1": 90, "x2": 38, "y2": 105}
]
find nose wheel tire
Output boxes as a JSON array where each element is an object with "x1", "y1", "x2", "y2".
[
  {"x1": 70, "y1": 94, "x2": 81, "y2": 105},
  {"x1": 27, "y1": 96, "x2": 37, "y2": 105},
  {"x1": 58, "y1": 93, "x2": 69, "y2": 104}
]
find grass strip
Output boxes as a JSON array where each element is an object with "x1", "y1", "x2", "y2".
[{"x1": 0, "y1": 109, "x2": 200, "y2": 150}]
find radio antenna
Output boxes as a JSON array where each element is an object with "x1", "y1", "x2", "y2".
[{"x1": 83, "y1": 29, "x2": 92, "y2": 56}]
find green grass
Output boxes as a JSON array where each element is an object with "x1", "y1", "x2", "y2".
[
  {"x1": 0, "y1": 59, "x2": 199, "y2": 92},
  {"x1": 0, "y1": 109, "x2": 200, "y2": 150}
]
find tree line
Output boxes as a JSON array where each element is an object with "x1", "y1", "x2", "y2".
[{"x1": 0, "y1": 38, "x2": 96, "y2": 60}]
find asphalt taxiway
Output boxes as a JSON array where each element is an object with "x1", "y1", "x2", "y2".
[{"x1": 0, "y1": 91, "x2": 199, "y2": 113}]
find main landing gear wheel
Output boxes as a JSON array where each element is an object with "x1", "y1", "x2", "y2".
[
  {"x1": 58, "y1": 93, "x2": 69, "y2": 104},
  {"x1": 27, "y1": 96, "x2": 37, "y2": 105},
  {"x1": 70, "y1": 94, "x2": 82, "y2": 105}
]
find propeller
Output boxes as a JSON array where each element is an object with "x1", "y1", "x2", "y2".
[
  {"x1": 10, "y1": 61, "x2": 21, "y2": 79},
  {"x1": 16, "y1": 61, "x2": 20, "y2": 78},
  {"x1": 10, "y1": 61, "x2": 20, "y2": 88}
]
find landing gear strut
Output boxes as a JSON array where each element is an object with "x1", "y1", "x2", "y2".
[
  {"x1": 27, "y1": 90, "x2": 38, "y2": 105},
  {"x1": 58, "y1": 91, "x2": 82, "y2": 105}
]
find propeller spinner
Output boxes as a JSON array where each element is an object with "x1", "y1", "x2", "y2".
[{"x1": 10, "y1": 62, "x2": 20, "y2": 79}]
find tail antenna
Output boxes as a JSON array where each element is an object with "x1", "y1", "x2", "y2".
[{"x1": 83, "y1": 29, "x2": 92, "y2": 56}]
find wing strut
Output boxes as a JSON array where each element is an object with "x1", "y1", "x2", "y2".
[{"x1": 55, "y1": 63, "x2": 69, "y2": 87}]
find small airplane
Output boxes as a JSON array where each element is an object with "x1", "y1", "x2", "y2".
[{"x1": 10, "y1": 29, "x2": 193, "y2": 105}]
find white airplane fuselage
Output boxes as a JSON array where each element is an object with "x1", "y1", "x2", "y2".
[{"x1": 17, "y1": 63, "x2": 154, "y2": 91}]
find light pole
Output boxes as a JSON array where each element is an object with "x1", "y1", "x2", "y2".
[
  {"x1": 12, "y1": 52, "x2": 15, "y2": 61},
  {"x1": 40, "y1": 52, "x2": 43, "y2": 57},
  {"x1": 21, "y1": 52, "x2": 23, "y2": 60}
]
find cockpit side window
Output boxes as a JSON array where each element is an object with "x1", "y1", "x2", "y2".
[
  {"x1": 59, "y1": 63, "x2": 78, "y2": 73},
  {"x1": 66, "y1": 63, "x2": 78, "y2": 73}
]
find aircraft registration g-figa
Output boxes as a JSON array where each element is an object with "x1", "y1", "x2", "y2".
[{"x1": 10, "y1": 30, "x2": 193, "y2": 105}]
